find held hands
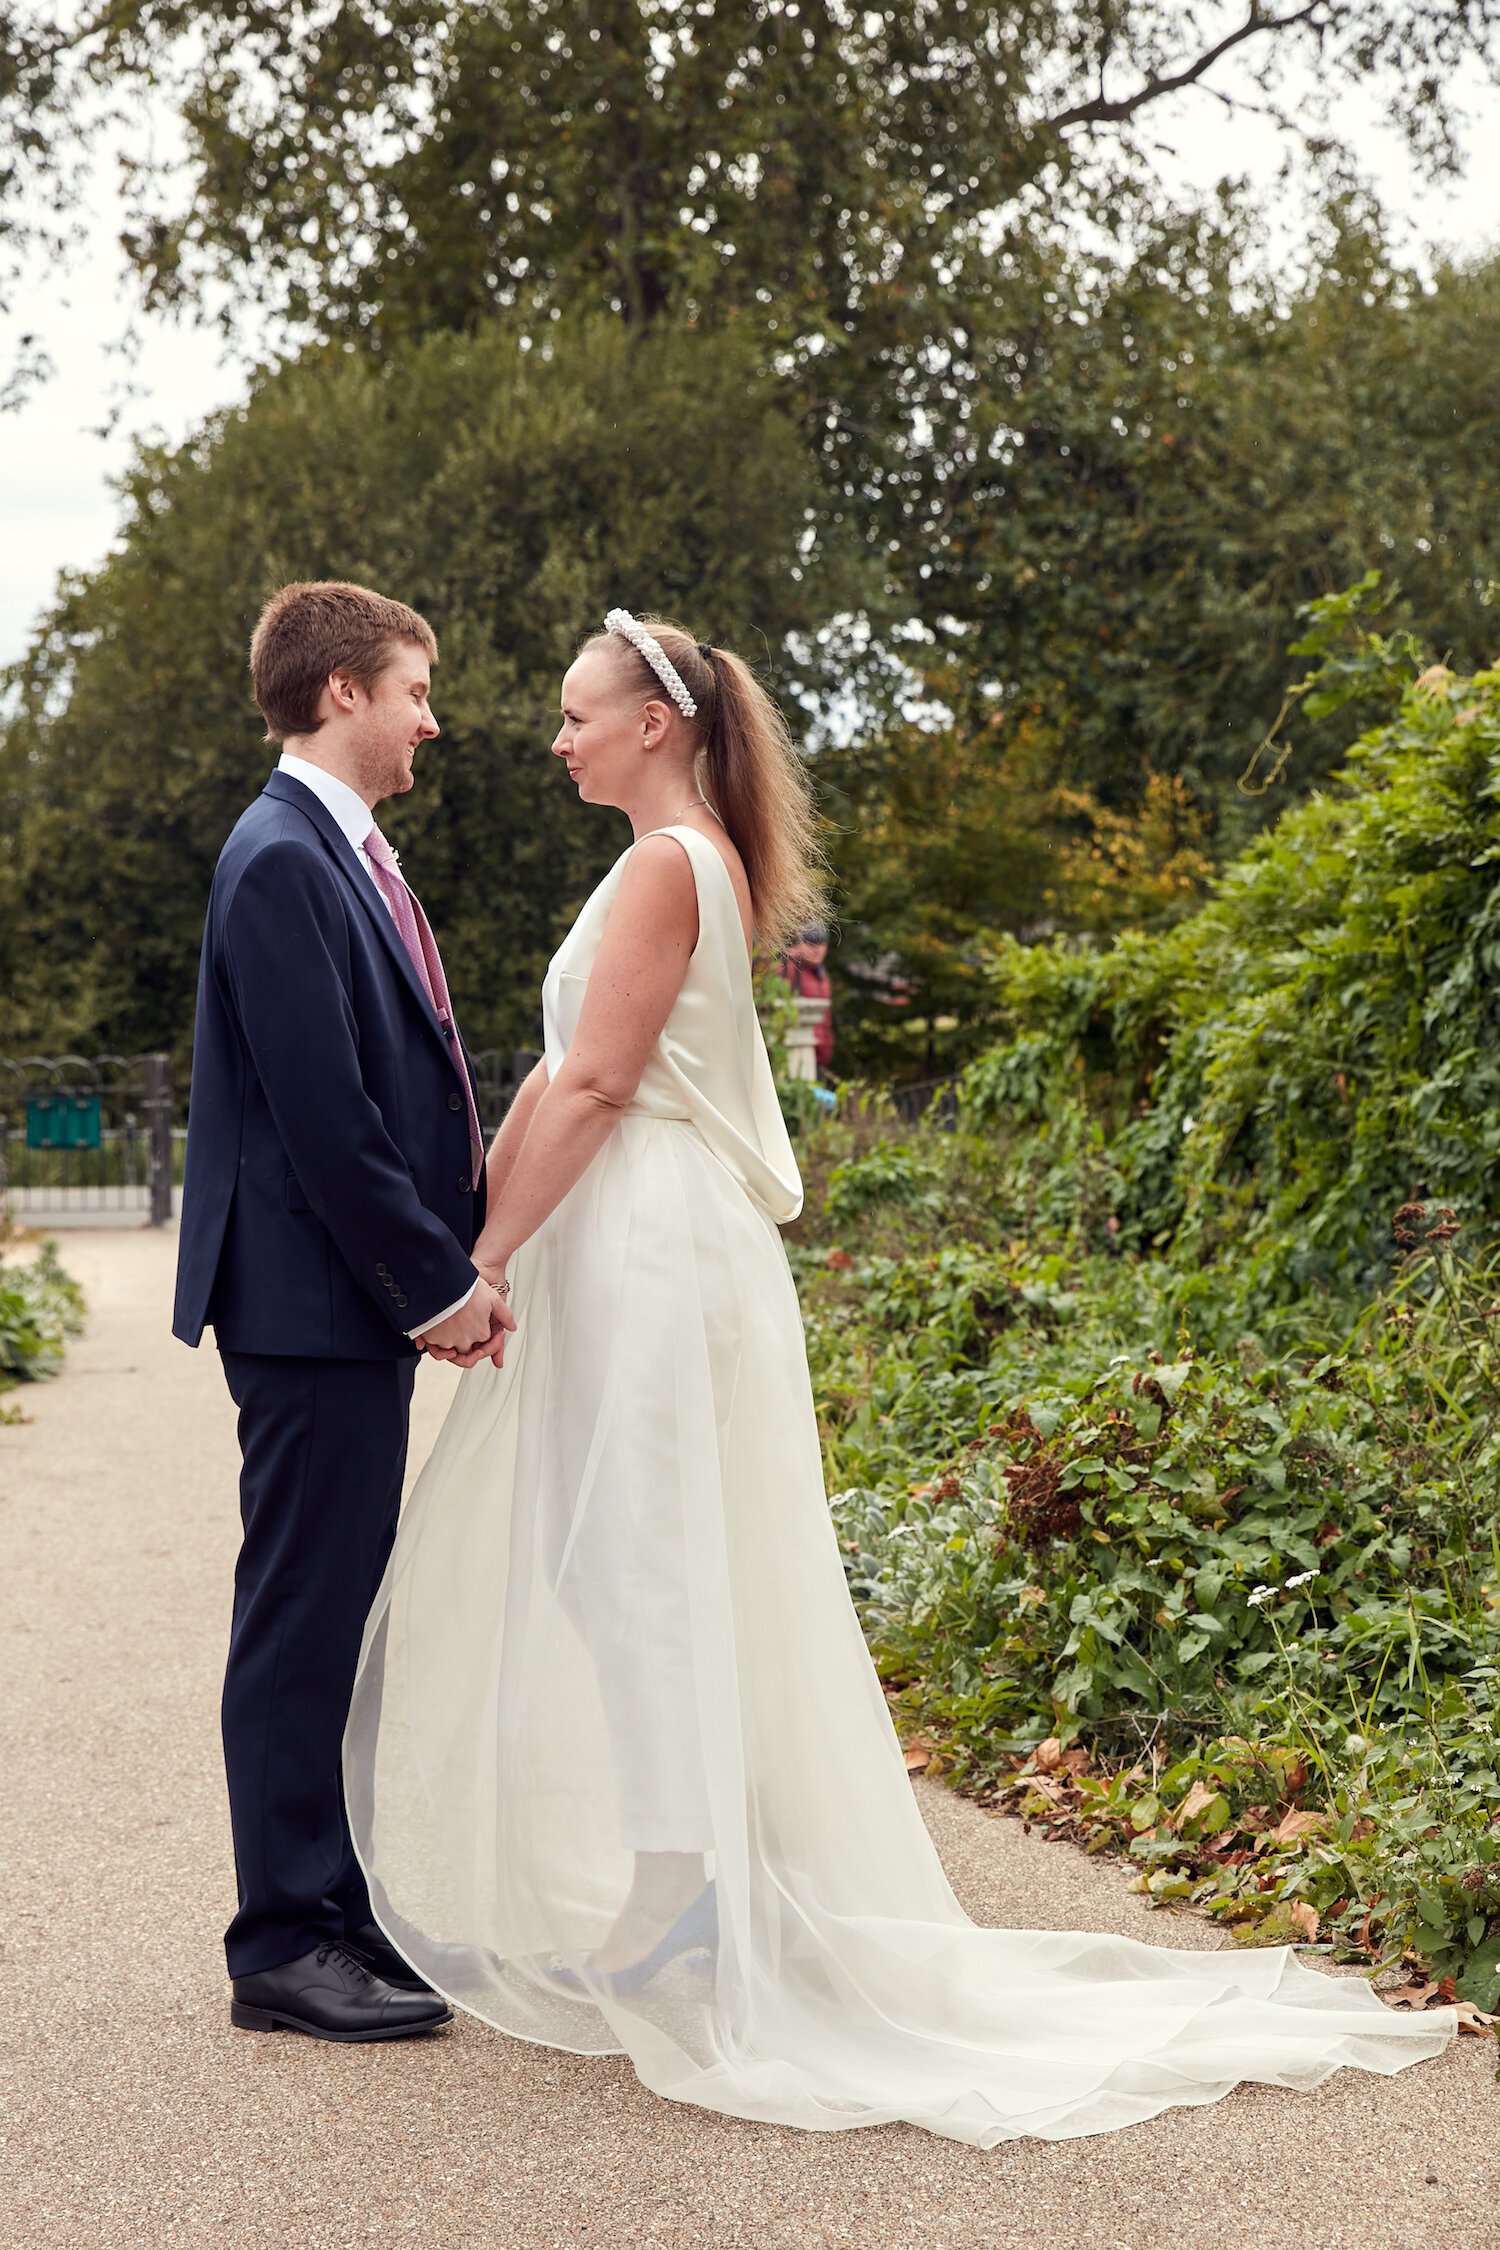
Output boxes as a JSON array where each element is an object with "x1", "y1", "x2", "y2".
[{"x1": 415, "y1": 1274, "x2": 516, "y2": 1369}]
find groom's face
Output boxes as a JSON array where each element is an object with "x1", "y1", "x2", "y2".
[{"x1": 340, "y1": 642, "x2": 440, "y2": 803}]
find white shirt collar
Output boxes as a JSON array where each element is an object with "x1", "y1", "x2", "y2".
[{"x1": 277, "y1": 752, "x2": 377, "y2": 857}]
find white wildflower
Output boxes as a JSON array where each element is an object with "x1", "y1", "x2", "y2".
[
  {"x1": 1284, "y1": 1569, "x2": 1321, "y2": 1589},
  {"x1": 1247, "y1": 1584, "x2": 1275, "y2": 1607}
]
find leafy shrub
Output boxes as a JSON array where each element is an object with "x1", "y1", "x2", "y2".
[
  {"x1": 788, "y1": 601, "x2": 1500, "y2": 1998},
  {"x1": 959, "y1": 579, "x2": 1500, "y2": 1321},
  {"x1": 824, "y1": 1143, "x2": 949, "y2": 1224},
  {"x1": 807, "y1": 1170, "x2": 1500, "y2": 1988},
  {"x1": 0, "y1": 1240, "x2": 85, "y2": 1386}
]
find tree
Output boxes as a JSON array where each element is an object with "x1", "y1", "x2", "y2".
[
  {"x1": 820, "y1": 664, "x2": 1212, "y2": 1080},
  {"x1": 5, "y1": 2, "x2": 1498, "y2": 470},
  {"x1": 27, "y1": 0, "x2": 1473, "y2": 809},
  {"x1": 809, "y1": 226, "x2": 1500, "y2": 1065},
  {"x1": 0, "y1": 316, "x2": 839, "y2": 1061},
  {"x1": 917, "y1": 217, "x2": 1500, "y2": 818},
  {"x1": 8, "y1": 3, "x2": 1500, "y2": 1077}
]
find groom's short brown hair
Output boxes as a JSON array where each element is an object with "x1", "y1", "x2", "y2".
[{"x1": 250, "y1": 580, "x2": 438, "y2": 741}]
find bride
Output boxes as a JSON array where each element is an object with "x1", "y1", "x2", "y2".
[{"x1": 343, "y1": 608, "x2": 1454, "y2": 2146}]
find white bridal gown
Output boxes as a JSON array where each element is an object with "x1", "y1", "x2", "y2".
[{"x1": 344, "y1": 824, "x2": 1454, "y2": 2146}]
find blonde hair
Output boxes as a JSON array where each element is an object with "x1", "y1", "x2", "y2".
[{"x1": 586, "y1": 617, "x2": 824, "y2": 948}]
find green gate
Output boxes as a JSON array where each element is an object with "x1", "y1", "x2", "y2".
[{"x1": 1, "y1": 1056, "x2": 174, "y2": 1224}]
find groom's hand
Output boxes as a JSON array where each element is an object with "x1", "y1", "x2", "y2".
[
  {"x1": 415, "y1": 1280, "x2": 515, "y2": 1366},
  {"x1": 435, "y1": 1303, "x2": 514, "y2": 1371}
]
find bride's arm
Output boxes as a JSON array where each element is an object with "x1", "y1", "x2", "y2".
[
  {"x1": 483, "y1": 1057, "x2": 548, "y2": 1202},
  {"x1": 469, "y1": 836, "x2": 699, "y2": 1301}
]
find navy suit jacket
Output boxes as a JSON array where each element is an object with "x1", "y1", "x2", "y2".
[{"x1": 173, "y1": 770, "x2": 487, "y2": 1358}]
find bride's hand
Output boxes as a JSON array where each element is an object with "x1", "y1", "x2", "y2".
[
  {"x1": 422, "y1": 1264, "x2": 516, "y2": 1369},
  {"x1": 430, "y1": 1249, "x2": 516, "y2": 1370}
]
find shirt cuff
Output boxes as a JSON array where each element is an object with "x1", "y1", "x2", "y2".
[{"x1": 406, "y1": 1276, "x2": 481, "y2": 1338}]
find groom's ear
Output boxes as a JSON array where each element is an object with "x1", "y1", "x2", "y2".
[{"x1": 326, "y1": 666, "x2": 361, "y2": 715}]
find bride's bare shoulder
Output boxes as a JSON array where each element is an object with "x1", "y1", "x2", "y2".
[
  {"x1": 608, "y1": 831, "x2": 700, "y2": 945},
  {"x1": 624, "y1": 824, "x2": 753, "y2": 952}
]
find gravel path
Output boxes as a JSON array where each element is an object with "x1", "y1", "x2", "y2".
[{"x1": 2, "y1": 1228, "x2": 1494, "y2": 2249}]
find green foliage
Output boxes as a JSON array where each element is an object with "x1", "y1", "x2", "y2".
[
  {"x1": 830, "y1": 1271, "x2": 1500, "y2": 1745},
  {"x1": 13, "y1": 3, "x2": 1493, "y2": 705},
  {"x1": 0, "y1": 1240, "x2": 84, "y2": 1386},
  {"x1": 957, "y1": 599, "x2": 1500, "y2": 1320},
  {"x1": 818, "y1": 240, "x2": 1500, "y2": 1059},
  {"x1": 918, "y1": 230, "x2": 1500, "y2": 804},
  {"x1": 787, "y1": 632, "x2": 1500, "y2": 1986},
  {"x1": 794, "y1": 1102, "x2": 1500, "y2": 1984},
  {"x1": 754, "y1": 968, "x2": 829, "y2": 1136},
  {"x1": 824, "y1": 1144, "x2": 949, "y2": 1226},
  {"x1": 12, "y1": 31, "x2": 1500, "y2": 1083},
  {"x1": 0, "y1": 317, "x2": 836, "y2": 1063}
]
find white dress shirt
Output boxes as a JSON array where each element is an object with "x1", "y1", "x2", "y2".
[
  {"x1": 276, "y1": 752, "x2": 480, "y2": 1337},
  {"x1": 277, "y1": 752, "x2": 393, "y2": 910}
]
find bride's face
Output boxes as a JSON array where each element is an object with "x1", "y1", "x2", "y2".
[{"x1": 551, "y1": 648, "x2": 657, "y2": 808}]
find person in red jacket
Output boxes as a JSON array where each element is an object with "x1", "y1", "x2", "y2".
[{"x1": 781, "y1": 921, "x2": 834, "y2": 1075}]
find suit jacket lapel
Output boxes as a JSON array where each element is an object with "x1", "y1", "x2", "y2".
[{"x1": 262, "y1": 772, "x2": 450, "y2": 1056}]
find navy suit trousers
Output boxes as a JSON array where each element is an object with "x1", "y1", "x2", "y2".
[{"x1": 218, "y1": 1350, "x2": 418, "y2": 1978}]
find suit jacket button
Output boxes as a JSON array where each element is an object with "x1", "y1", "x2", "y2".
[
  {"x1": 457, "y1": 1174, "x2": 472, "y2": 1194},
  {"x1": 447, "y1": 1091, "x2": 463, "y2": 1113},
  {"x1": 396, "y1": 1293, "x2": 408, "y2": 1308},
  {"x1": 376, "y1": 1262, "x2": 390, "y2": 1277}
]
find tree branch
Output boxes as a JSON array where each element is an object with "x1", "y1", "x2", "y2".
[{"x1": 1043, "y1": 3, "x2": 1325, "y2": 134}]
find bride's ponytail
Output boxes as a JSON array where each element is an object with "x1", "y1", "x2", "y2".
[{"x1": 586, "y1": 617, "x2": 825, "y2": 948}]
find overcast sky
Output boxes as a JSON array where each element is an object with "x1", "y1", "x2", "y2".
[{"x1": 2, "y1": 58, "x2": 1498, "y2": 670}]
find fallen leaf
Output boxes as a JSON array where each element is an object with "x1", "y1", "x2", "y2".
[
  {"x1": 1271, "y1": 1807, "x2": 1327, "y2": 1846},
  {"x1": 1173, "y1": 1779, "x2": 1219, "y2": 1831},
  {"x1": 903, "y1": 1739, "x2": 936, "y2": 1774},
  {"x1": 825, "y1": 1247, "x2": 854, "y2": 1271},
  {"x1": 1288, "y1": 1901, "x2": 1320, "y2": 1942},
  {"x1": 1383, "y1": 1980, "x2": 1440, "y2": 2010},
  {"x1": 1454, "y1": 2002, "x2": 1497, "y2": 2036},
  {"x1": 1035, "y1": 1736, "x2": 1062, "y2": 1772}
]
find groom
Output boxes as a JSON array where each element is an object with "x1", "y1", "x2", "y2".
[{"x1": 174, "y1": 579, "x2": 512, "y2": 2041}]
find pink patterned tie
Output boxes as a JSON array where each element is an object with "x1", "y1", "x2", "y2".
[{"x1": 363, "y1": 825, "x2": 484, "y2": 1187}]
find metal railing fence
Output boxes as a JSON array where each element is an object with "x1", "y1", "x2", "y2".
[{"x1": 0, "y1": 1053, "x2": 174, "y2": 1224}]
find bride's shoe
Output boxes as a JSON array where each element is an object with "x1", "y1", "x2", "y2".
[{"x1": 537, "y1": 1883, "x2": 719, "y2": 2000}]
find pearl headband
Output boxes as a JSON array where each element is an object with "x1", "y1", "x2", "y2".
[{"x1": 604, "y1": 607, "x2": 698, "y2": 719}]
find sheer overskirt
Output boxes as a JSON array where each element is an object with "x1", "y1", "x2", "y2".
[{"x1": 344, "y1": 1108, "x2": 1454, "y2": 2146}]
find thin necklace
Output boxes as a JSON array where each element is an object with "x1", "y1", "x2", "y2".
[{"x1": 667, "y1": 795, "x2": 723, "y2": 825}]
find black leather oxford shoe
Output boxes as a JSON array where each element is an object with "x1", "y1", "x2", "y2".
[
  {"x1": 230, "y1": 1940, "x2": 451, "y2": 2041},
  {"x1": 343, "y1": 1919, "x2": 436, "y2": 1994}
]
